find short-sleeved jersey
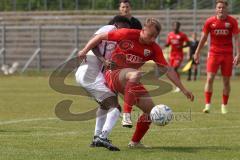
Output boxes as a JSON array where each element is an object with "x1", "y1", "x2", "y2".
[
  {"x1": 77, "y1": 25, "x2": 117, "y2": 82},
  {"x1": 107, "y1": 28, "x2": 168, "y2": 69},
  {"x1": 203, "y1": 15, "x2": 238, "y2": 56},
  {"x1": 166, "y1": 31, "x2": 189, "y2": 57}
]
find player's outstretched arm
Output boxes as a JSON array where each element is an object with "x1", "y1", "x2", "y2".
[
  {"x1": 92, "y1": 47, "x2": 116, "y2": 69},
  {"x1": 193, "y1": 32, "x2": 208, "y2": 64},
  {"x1": 164, "y1": 66, "x2": 194, "y2": 101},
  {"x1": 233, "y1": 34, "x2": 240, "y2": 66},
  {"x1": 77, "y1": 33, "x2": 108, "y2": 59},
  {"x1": 182, "y1": 41, "x2": 190, "y2": 49}
]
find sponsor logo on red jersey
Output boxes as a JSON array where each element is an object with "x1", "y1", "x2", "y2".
[
  {"x1": 106, "y1": 42, "x2": 117, "y2": 51},
  {"x1": 144, "y1": 49, "x2": 151, "y2": 57},
  {"x1": 126, "y1": 54, "x2": 143, "y2": 64},
  {"x1": 225, "y1": 22, "x2": 231, "y2": 28},
  {"x1": 214, "y1": 29, "x2": 229, "y2": 35},
  {"x1": 171, "y1": 39, "x2": 180, "y2": 44},
  {"x1": 119, "y1": 40, "x2": 134, "y2": 50}
]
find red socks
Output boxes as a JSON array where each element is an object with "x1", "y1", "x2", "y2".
[
  {"x1": 123, "y1": 81, "x2": 148, "y2": 113},
  {"x1": 131, "y1": 114, "x2": 151, "y2": 143},
  {"x1": 222, "y1": 94, "x2": 229, "y2": 105},
  {"x1": 205, "y1": 92, "x2": 229, "y2": 105},
  {"x1": 205, "y1": 91, "x2": 212, "y2": 104}
]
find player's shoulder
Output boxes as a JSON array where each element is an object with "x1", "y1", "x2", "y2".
[
  {"x1": 168, "y1": 31, "x2": 174, "y2": 36},
  {"x1": 180, "y1": 31, "x2": 187, "y2": 36},
  {"x1": 94, "y1": 25, "x2": 117, "y2": 35},
  {"x1": 130, "y1": 17, "x2": 142, "y2": 29},
  {"x1": 152, "y1": 42, "x2": 162, "y2": 50},
  {"x1": 131, "y1": 16, "x2": 141, "y2": 22},
  {"x1": 227, "y1": 15, "x2": 238, "y2": 23},
  {"x1": 206, "y1": 16, "x2": 216, "y2": 23}
]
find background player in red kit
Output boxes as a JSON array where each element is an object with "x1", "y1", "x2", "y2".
[
  {"x1": 194, "y1": 0, "x2": 240, "y2": 114},
  {"x1": 78, "y1": 18, "x2": 194, "y2": 148},
  {"x1": 165, "y1": 21, "x2": 190, "y2": 92}
]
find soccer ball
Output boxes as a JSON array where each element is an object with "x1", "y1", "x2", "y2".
[{"x1": 150, "y1": 104, "x2": 173, "y2": 126}]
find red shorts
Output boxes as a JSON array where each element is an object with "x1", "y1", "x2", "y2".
[
  {"x1": 169, "y1": 56, "x2": 183, "y2": 68},
  {"x1": 207, "y1": 55, "x2": 233, "y2": 77},
  {"x1": 104, "y1": 69, "x2": 125, "y2": 94}
]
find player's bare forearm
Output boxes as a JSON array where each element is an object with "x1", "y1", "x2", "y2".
[
  {"x1": 194, "y1": 32, "x2": 208, "y2": 63},
  {"x1": 79, "y1": 33, "x2": 108, "y2": 56},
  {"x1": 195, "y1": 33, "x2": 208, "y2": 55},
  {"x1": 92, "y1": 47, "x2": 105, "y2": 63},
  {"x1": 164, "y1": 43, "x2": 170, "y2": 48},
  {"x1": 165, "y1": 66, "x2": 194, "y2": 101},
  {"x1": 182, "y1": 41, "x2": 190, "y2": 48},
  {"x1": 166, "y1": 67, "x2": 186, "y2": 91},
  {"x1": 233, "y1": 34, "x2": 240, "y2": 65},
  {"x1": 92, "y1": 47, "x2": 115, "y2": 68},
  {"x1": 234, "y1": 34, "x2": 240, "y2": 56}
]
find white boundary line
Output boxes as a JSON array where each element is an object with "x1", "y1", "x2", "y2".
[
  {"x1": 0, "y1": 117, "x2": 58, "y2": 125},
  {"x1": 0, "y1": 116, "x2": 240, "y2": 137}
]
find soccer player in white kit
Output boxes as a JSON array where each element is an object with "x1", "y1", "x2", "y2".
[{"x1": 75, "y1": 15, "x2": 131, "y2": 151}]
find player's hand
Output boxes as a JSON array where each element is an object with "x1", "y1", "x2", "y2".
[
  {"x1": 193, "y1": 53, "x2": 199, "y2": 64},
  {"x1": 77, "y1": 50, "x2": 87, "y2": 62},
  {"x1": 233, "y1": 55, "x2": 240, "y2": 66},
  {"x1": 182, "y1": 89, "x2": 194, "y2": 101}
]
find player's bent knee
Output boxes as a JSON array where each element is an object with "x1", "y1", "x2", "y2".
[
  {"x1": 128, "y1": 71, "x2": 142, "y2": 81},
  {"x1": 100, "y1": 96, "x2": 119, "y2": 110}
]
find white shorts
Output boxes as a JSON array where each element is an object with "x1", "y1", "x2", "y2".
[{"x1": 75, "y1": 64, "x2": 115, "y2": 103}]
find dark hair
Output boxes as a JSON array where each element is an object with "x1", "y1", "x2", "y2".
[
  {"x1": 173, "y1": 21, "x2": 181, "y2": 27},
  {"x1": 216, "y1": 0, "x2": 228, "y2": 6},
  {"x1": 119, "y1": 0, "x2": 131, "y2": 6},
  {"x1": 108, "y1": 15, "x2": 131, "y2": 26}
]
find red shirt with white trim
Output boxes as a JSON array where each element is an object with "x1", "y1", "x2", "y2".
[
  {"x1": 166, "y1": 31, "x2": 189, "y2": 58},
  {"x1": 107, "y1": 28, "x2": 168, "y2": 69},
  {"x1": 203, "y1": 15, "x2": 238, "y2": 56}
]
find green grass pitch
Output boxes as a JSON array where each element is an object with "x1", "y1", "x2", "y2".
[{"x1": 0, "y1": 74, "x2": 239, "y2": 160}]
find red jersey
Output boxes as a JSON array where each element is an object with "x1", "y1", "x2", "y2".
[
  {"x1": 166, "y1": 31, "x2": 189, "y2": 58},
  {"x1": 203, "y1": 15, "x2": 238, "y2": 56},
  {"x1": 107, "y1": 28, "x2": 168, "y2": 69}
]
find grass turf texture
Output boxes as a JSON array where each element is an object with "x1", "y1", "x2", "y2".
[{"x1": 0, "y1": 74, "x2": 239, "y2": 160}]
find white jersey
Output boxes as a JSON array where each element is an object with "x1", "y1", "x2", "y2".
[{"x1": 75, "y1": 25, "x2": 117, "y2": 102}]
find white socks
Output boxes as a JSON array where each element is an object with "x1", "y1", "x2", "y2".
[
  {"x1": 99, "y1": 108, "x2": 120, "y2": 139},
  {"x1": 94, "y1": 107, "x2": 108, "y2": 136}
]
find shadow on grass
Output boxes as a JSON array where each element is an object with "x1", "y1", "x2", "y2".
[{"x1": 129, "y1": 146, "x2": 238, "y2": 153}]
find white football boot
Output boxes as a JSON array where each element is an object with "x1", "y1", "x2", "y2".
[{"x1": 122, "y1": 113, "x2": 133, "y2": 128}]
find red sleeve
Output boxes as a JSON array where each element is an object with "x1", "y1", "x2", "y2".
[
  {"x1": 108, "y1": 28, "x2": 139, "y2": 42},
  {"x1": 203, "y1": 18, "x2": 211, "y2": 34},
  {"x1": 166, "y1": 33, "x2": 171, "y2": 45},
  {"x1": 152, "y1": 43, "x2": 168, "y2": 66},
  {"x1": 182, "y1": 33, "x2": 189, "y2": 42},
  {"x1": 232, "y1": 18, "x2": 239, "y2": 35}
]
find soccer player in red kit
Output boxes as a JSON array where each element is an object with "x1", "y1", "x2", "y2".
[
  {"x1": 78, "y1": 18, "x2": 194, "y2": 148},
  {"x1": 194, "y1": 0, "x2": 240, "y2": 114},
  {"x1": 165, "y1": 21, "x2": 190, "y2": 92}
]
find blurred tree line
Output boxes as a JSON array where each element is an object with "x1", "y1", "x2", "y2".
[{"x1": 0, "y1": 0, "x2": 240, "y2": 13}]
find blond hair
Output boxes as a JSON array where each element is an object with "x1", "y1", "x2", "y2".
[{"x1": 144, "y1": 18, "x2": 161, "y2": 35}]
